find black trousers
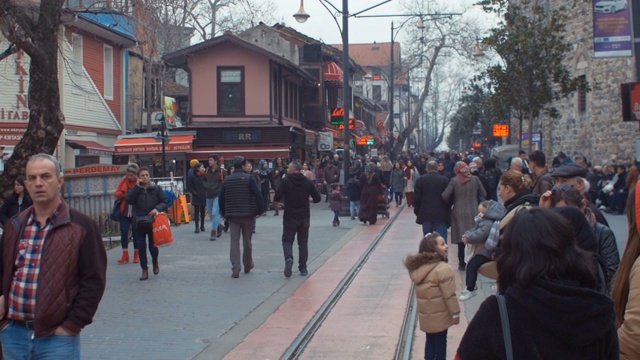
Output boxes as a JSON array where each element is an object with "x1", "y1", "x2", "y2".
[
  {"x1": 465, "y1": 254, "x2": 491, "y2": 291},
  {"x1": 282, "y1": 217, "x2": 310, "y2": 271}
]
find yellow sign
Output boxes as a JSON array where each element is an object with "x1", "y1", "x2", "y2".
[{"x1": 493, "y1": 124, "x2": 509, "y2": 137}]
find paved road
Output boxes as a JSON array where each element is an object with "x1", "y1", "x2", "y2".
[
  {"x1": 84, "y1": 204, "x2": 630, "y2": 360},
  {"x1": 83, "y1": 202, "x2": 359, "y2": 360}
]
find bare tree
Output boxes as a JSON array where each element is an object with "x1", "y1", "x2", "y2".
[
  {"x1": 189, "y1": 0, "x2": 279, "y2": 40},
  {"x1": 392, "y1": 0, "x2": 484, "y2": 155},
  {"x1": 0, "y1": 0, "x2": 66, "y2": 193}
]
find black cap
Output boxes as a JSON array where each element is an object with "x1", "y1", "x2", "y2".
[
  {"x1": 552, "y1": 163, "x2": 587, "y2": 178},
  {"x1": 232, "y1": 156, "x2": 246, "y2": 169}
]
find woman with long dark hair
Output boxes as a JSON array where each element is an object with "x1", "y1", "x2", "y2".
[
  {"x1": 456, "y1": 208, "x2": 618, "y2": 359},
  {"x1": 0, "y1": 176, "x2": 32, "y2": 228},
  {"x1": 612, "y1": 185, "x2": 640, "y2": 359}
]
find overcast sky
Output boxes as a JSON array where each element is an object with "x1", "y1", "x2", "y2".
[{"x1": 275, "y1": 0, "x2": 493, "y2": 46}]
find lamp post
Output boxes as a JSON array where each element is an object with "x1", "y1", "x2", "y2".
[
  {"x1": 294, "y1": 0, "x2": 392, "y2": 182},
  {"x1": 155, "y1": 113, "x2": 169, "y2": 177}
]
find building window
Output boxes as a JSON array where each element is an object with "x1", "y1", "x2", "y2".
[
  {"x1": 71, "y1": 34, "x2": 83, "y2": 89},
  {"x1": 284, "y1": 80, "x2": 290, "y2": 118},
  {"x1": 272, "y1": 68, "x2": 279, "y2": 115},
  {"x1": 218, "y1": 67, "x2": 244, "y2": 115},
  {"x1": 577, "y1": 75, "x2": 586, "y2": 114},
  {"x1": 103, "y1": 45, "x2": 114, "y2": 100},
  {"x1": 372, "y1": 85, "x2": 382, "y2": 102}
]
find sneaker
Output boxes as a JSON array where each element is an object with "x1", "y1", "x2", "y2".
[
  {"x1": 284, "y1": 258, "x2": 293, "y2": 278},
  {"x1": 300, "y1": 269, "x2": 308, "y2": 276},
  {"x1": 459, "y1": 289, "x2": 477, "y2": 301}
]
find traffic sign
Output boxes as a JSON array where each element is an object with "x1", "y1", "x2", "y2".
[{"x1": 493, "y1": 124, "x2": 509, "y2": 137}]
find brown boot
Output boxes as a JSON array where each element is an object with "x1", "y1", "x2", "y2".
[
  {"x1": 216, "y1": 225, "x2": 223, "y2": 238},
  {"x1": 139, "y1": 269, "x2": 149, "y2": 281},
  {"x1": 133, "y1": 250, "x2": 140, "y2": 264},
  {"x1": 117, "y1": 250, "x2": 129, "y2": 264},
  {"x1": 210, "y1": 230, "x2": 217, "y2": 241}
]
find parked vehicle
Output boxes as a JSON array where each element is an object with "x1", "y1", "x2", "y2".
[{"x1": 594, "y1": 0, "x2": 627, "y2": 14}]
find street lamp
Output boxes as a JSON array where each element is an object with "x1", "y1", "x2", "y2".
[
  {"x1": 155, "y1": 112, "x2": 169, "y2": 177},
  {"x1": 293, "y1": 0, "x2": 392, "y2": 182}
]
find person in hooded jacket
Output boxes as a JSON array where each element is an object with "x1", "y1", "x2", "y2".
[
  {"x1": 404, "y1": 232, "x2": 460, "y2": 360},
  {"x1": 456, "y1": 207, "x2": 619, "y2": 360},
  {"x1": 273, "y1": 162, "x2": 321, "y2": 277},
  {"x1": 187, "y1": 162, "x2": 207, "y2": 234}
]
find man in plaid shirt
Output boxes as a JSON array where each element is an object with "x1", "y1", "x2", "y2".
[{"x1": 0, "y1": 154, "x2": 107, "y2": 359}]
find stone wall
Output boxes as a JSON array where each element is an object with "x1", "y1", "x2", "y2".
[{"x1": 526, "y1": 0, "x2": 637, "y2": 166}]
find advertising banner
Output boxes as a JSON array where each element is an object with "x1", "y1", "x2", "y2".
[
  {"x1": 318, "y1": 132, "x2": 333, "y2": 152},
  {"x1": 592, "y1": 0, "x2": 632, "y2": 57}
]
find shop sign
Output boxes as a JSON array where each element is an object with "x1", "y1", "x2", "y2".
[
  {"x1": 0, "y1": 124, "x2": 28, "y2": 146},
  {"x1": 222, "y1": 130, "x2": 261, "y2": 143},
  {"x1": 493, "y1": 124, "x2": 509, "y2": 137},
  {"x1": 318, "y1": 132, "x2": 333, "y2": 151},
  {"x1": 115, "y1": 142, "x2": 192, "y2": 154},
  {"x1": 0, "y1": 49, "x2": 30, "y2": 122},
  {"x1": 64, "y1": 164, "x2": 128, "y2": 176}
]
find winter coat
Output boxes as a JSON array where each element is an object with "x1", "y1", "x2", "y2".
[
  {"x1": 323, "y1": 165, "x2": 339, "y2": 184},
  {"x1": 0, "y1": 200, "x2": 107, "y2": 338},
  {"x1": 273, "y1": 172, "x2": 321, "y2": 221},
  {"x1": 219, "y1": 171, "x2": 264, "y2": 218},
  {"x1": 359, "y1": 172, "x2": 384, "y2": 223},
  {"x1": 620, "y1": 257, "x2": 640, "y2": 360},
  {"x1": 593, "y1": 223, "x2": 620, "y2": 292},
  {"x1": 442, "y1": 176, "x2": 486, "y2": 244},
  {"x1": 390, "y1": 168, "x2": 406, "y2": 193},
  {"x1": 456, "y1": 279, "x2": 619, "y2": 360},
  {"x1": 203, "y1": 166, "x2": 225, "y2": 198},
  {"x1": 464, "y1": 201, "x2": 506, "y2": 260},
  {"x1": 187, "y1": 169, "x2": 207, "y2": 206},
  {"x1": 329, "y1": 189, "x2": 343, "y2": 212},
  {"x1": 404, "y1": 167, "x2": 418, "y2": 193},
  {"x1": 126, "y1": 182, "x2": 168, "y2": 217},
  {"x1": 413, "y1": 172, "x2": 450, "y2": 225},
  {"x1": 404, "y1": 252, "x2": 460, "y2": 334},
  {"x1": 0, "y1": 192, "x2": 32, "y2": 227},
  {"x1": 114, "y1": 177, "x2": 137, "y2": 217},
  {"x1": 346, "y1": 178, "x2": 361, "y2": 201}
]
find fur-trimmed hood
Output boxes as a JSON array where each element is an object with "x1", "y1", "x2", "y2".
[{"x1": 404, "y1": 252, "x2": 446, "y2": 285}]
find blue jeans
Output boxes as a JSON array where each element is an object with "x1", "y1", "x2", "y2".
[
  {"x1": 207, "y1": 197, "x2": 221, "y2": 229},
  {"x1": 425, "y1": 330, "x2": 447, "y2": 360},
  {"x1": 119, "y1": 216, "x2": 136, "y2": 250},
  {"x1": 349, "y1": 201, "x2": 360, "y2": 218},
  {"x1": 333, "y1": 211, "x2": 340, "y2": 222},
  {"x1": 0, "y1": 322, "x2": 80, "y2": 359},
  {"x1": 421, "y1": 222, "x2": 448, "y2": 241}
]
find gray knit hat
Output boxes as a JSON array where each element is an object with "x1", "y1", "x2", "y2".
[{"x1": 126, "y1": 163, "x2": 140, "y2": 174}]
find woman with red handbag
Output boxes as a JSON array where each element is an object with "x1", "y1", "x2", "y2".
[{"x1": 126, "y1": 167, "x2": 168, "y2": 281}]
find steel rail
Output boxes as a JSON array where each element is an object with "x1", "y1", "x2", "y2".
[
  {"x1": 395, "y1": 285, "x2": 417, "y2": 360},
  {"x1": 281, "y1": 204, "x2": 407, "y2": 360}
]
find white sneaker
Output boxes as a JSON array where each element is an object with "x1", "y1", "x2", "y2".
[{"x1": 459, "y1": 289, "x2": 477, "y2": 301}]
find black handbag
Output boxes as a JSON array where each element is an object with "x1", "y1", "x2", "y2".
[
  {"x1": 110, "y1": 199, "x2": 122, "y2": 222},
  {"x1": 136, "y1": 215, "x2": 154, "y2": 232}
]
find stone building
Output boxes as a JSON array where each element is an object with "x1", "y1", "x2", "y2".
[{"x1": 523, "y1": 0, "x2": 637, "y2": 165}]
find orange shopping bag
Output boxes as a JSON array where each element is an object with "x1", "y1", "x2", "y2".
[{"x1": 152, "y1": 213, "x2": 174, "y2": 247}]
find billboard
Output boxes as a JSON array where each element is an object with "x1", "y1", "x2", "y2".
[{"x1": 592, "y1": 0, "x2": 632, "y2": 57}]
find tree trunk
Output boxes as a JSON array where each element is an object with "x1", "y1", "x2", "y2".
[{"x1": 0, "y1": 0, "x2": 66, "y2": 195}]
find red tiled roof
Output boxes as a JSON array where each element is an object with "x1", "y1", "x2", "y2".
[{"x1": 332, "y1": 42, "x2": 400, "y2": 68}]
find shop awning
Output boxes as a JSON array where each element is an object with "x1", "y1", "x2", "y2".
[
  {"x1": 324, "y1": 61, "x2": 343, "y2": 86},
  {"x1": 114, "y1": 135, "x2": 194, "y2": 155},
  {"x1": 66, "y1": 140, "x2": 114, "y2": 156},
  {"x1": 187, "y1": 147, "x2": 290, "y2": 160}
]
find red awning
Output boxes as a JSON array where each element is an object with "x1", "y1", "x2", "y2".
[
  {"x1": 66, "y1": 140, "x2": 114, "y2": 156},
  {"x1": 114, "y1": 135, "x2": 194, "y2": 155},
  {"x1": 324, "y1": 61, "x2": 343, "y2": 86},
  {"x1": 187, "y1": 147, "x2": 290, "y2": 160}
]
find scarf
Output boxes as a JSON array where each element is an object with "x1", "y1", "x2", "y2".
[
  {"x1": 259, "y1": 160, "x2": 271, "y2": 177},
  {"x1": 365, "y1": 162, "x2": 377, "y2": 184},
  {"x1": 454, "y1": 161, "x2": 471, "y2": 186}
]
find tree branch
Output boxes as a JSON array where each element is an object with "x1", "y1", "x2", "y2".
[{"x1": 0, "y1": 43, "x2": 17, "y2": 62}]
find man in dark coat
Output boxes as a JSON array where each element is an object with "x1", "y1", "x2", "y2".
[
  {"x1": 219, "y1": 156, "x2": 265, "y2": 278},
  {"x1": 413, "y1": 160, "x2": 450, "y2": 238},
  {"x1": 273, "y1": 162, "x2": 321, "y2": 278},
  {"x1": 552, "y1": 163, "x2": 609, "y2": 227},
  {"x1": 187, "y1": 162, "x2": 207, "y2": 234}
]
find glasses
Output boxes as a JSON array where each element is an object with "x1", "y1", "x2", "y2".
[{"x1": 552, "y1": 184, "x2": 573, "y2": 193}]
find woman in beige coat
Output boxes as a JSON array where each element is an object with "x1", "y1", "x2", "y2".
[
  {"x1": 404, "y1": 233, "x2": 460, "y2": 360},
  {"x1": 613, "y1": 184, "x2": 640, "y2": 359}
]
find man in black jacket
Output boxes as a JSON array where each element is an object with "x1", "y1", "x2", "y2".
[
  {"x1": 219, "y1": 156, "x2": 264, "y2": 278},
  {"x1": 413, "y1": 160, "x2": 450, "y2": 238},
  {"x1": 273, "y1": 162, "x2": 322, "y2": 277}
]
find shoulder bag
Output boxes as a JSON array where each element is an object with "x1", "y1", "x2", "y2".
[
  {"x1": 110, "y1": 199, "x2": 122, "y2": 222},
  {"x1": 496, "y1": 294, "x2": 514, "y2": 360}
]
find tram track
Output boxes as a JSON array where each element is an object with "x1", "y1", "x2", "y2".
[{"x1": 281, "y1": 204, "x2": 417, "y2": 360}]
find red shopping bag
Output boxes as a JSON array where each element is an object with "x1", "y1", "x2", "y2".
[{"x1": 152, "y1": 213, "x2": 174, "y2": 247}]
